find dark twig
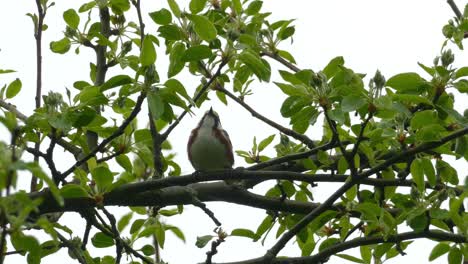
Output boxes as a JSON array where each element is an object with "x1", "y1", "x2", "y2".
[
  {"x1": 260, "y1": 51, "x2": 300, "y2": 72},
  {"x1": 56, "y1": 232, "x2": 87, "y2": 264},
  {"x1": 81, "y1": 221, "x2": 92, "y2": 250},
  {"x1": 96, "y1": 150, "x2": 124, "y2": 163},
  {"x1": 447, "y1": 0, "x2": 463, "y2": 19},
  {"x1": 247, "y1": 141, "x2": 344, "y2": 171},
  {"x1": 211, "y1": 230, "x2": 467, "y2": 264},
  {"x1": 343, "y1": 221, "x2": 364, "y2": 241},
  {"x1": 206, "y1": 238, "x2": 224, "y2": 264},
  {"x1": 192, "y1": 196, "x2": 222, "y2": 226},
  {"x1": 91, "y1": 216, "x2": 152, "y2": 264},
  {"x1": 218, "y1": 87, "x2": 316, "y2": 148},
  {"x1": 32, "y1": 0, "x2": 46, "y2": 192},
  {"x1": 101, "y1": 208, "x2": 123, "y2": 264},
  {"x1": 161, "y1": 59, "x2": 229, "y2": 140}
]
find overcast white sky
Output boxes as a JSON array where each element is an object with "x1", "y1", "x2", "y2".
[{"x1": 0, "y1": 0, "x2": 466, "y2": 263}]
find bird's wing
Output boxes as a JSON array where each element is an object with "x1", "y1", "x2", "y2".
[{"x1": 221, "y1": 129, "x2": 234, "y2": 166}]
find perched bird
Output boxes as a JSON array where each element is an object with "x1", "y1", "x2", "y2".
[{"x1": 187, "y1": 107, "x2": 234, "y2": 171}]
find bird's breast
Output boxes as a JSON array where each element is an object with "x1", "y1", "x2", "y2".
[{"x1": 189, "y1": 129, "x2": 231, "y2": 170}]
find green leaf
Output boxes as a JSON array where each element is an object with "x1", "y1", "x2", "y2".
[
  {"x1": 323, "y1": 56, "x2": 344, "y2": 78},
  {"x1": 190, "y1": 15, "x2": 217, "y2": 42},
  {"x1": 448, "y1": 247, "x2": 462, "y2": 264},
  {"x1": 341, "y1": 95, "x2": 367, "y2": 112},
  {"x1": 117, "y1": 212, "x2": 133, "y2": 232},
  {"x1": 455, "y1": 66, "x2": 468, "y2": 79},
  {"x1": 23, "y1": 163, "x2": 63, "y2": 206},
  {"x1": 238, "y1": 51, "x2": 271, "y2": 82},
  {"x1": 291, "y1": 106, "x2": 318, "y2": 134},
  {"x1": 255, "y1": 215, "x2": 273, "y2": 238},
  {"x1": 167, "y1": 0, "x2": 181, "y2": 18},
  {"x1": 60, "y1": 184, "x2": 88, "y2": 198},
  {"x1": 109, "y1": 0, "x2": 130, "y2": 15},
  {"x1": 181, "y1": 45, "x2": 213, "y2": 62},
  {"x1": 258, "y1": 134, "x2": 275, "y2": 152},
  {"x1": 429, "y1": 243, "x2": 450, "y2": 261},
  {"x1": 410, "y1": 158, "x2": 424, "y2": 192},
  {"x1": 195, "y1": 235, "x2": 213, "y2": 248},
  {"x1": 280, "y1": 96, "x2": 308, "y2": 117},
  {"x1": 91, "y1": 232, "x2": 114, "y2": 248},
  {"x1": 421, "y1": 157, "x2": 436, "y2": 187},
  {"x1": 318, "y1": 237, "x2": 340, "y2": 252},
  {"x1": 130, "y1": 219, "x2": 145, "y2": 234},
  {"x1": 411, "y1": 110, "x2": 438, "y2": 129},
  {"x1": 149, "y1": 8, "x2": 172, "y2": 25},
  {"x1": 6, "y1": 78, "x2": 22, "y2": 98},
  {"x1": 158, "y1": 24, "x2": 183, "y2": 40},
  {"x1": 386, "y1": 72, "x2": 426, "y2": 92},
  {"x1": 91, "y1": 166, "x2": 114, "y2": 192},
  {"x1": 141, "y1": 244, "x2": 155, "y2": 256},
  {"x1": 168, "y1": 42, "x2": 186, "y2": 77},
  {"x1": 245, "y1": 0, "x2": 262, "y2": 15},
  {"x1": 78, "y1": 1, "x2": 96, "y2": 13},
  {"x1": 140, "y1": 35, "x2": 156, "y2": 66},
  {"x1": 230, "y1": 228, "x2": 260, "y2": 240},
  {"x1": 408, "y1": 213, "x2": 428, "y2": 232},
  {"x1": 232, "y1": 0, "x2": 242, "y2": 14},
  {"x1": 116, "y1": 155, "x2": 132, "y2": 172},
  {"x1": 309, "y1": 210, "x2": 337, "y2": 233},
  {"x1": 336, "y1": 254, "x2": 365, "y2": 263},
  {"x1": 453, "y1": 79, "x2": 468, "y2": 93},
  {"x1": 100, "y1": 75, "x2": 133, "y2": 91},
  {"x1": 190, "y1": 0, "x2": 207, "y2": 14},
  {"x1": 165, "y1": 79, "x2": 191, "y2": 102},
  {"x1": 50, "y1": 37, "x2": 71, "y2": 54},
  {"x1": 147, "y1": 90, "x2": 165, "y2": 120},
  {"x1": 163, "y1": 224, "x2": 186, "y2": 242},
  {"x1": 63, "y1": 9, "x2": 79, "y2": 29},
  {"x1": 0, "y1": 69, "x2": 15, "y2": 74}
]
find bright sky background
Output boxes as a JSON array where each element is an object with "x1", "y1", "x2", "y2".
[{"x1": 0, "y1": 0, "x2": 466, "y2": 263}]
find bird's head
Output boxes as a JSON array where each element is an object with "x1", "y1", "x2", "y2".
[{"x1": 198, "y1": 107, "x2": 222, "y2": 129}]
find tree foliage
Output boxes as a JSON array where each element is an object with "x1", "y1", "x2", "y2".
[{"x1": 0, "y1": 0, "x2": 467, "y2": 264}]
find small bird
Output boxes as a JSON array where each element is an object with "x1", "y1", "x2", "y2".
[{"x1": 188, "y1": 107, "x2": 234, "y2": 171}]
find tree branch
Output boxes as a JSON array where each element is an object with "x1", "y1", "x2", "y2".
[
  {"x1": 447, "y1": 0, "x2": 462, "y2": 19},
  {"x1": 211, "y1": 230, "x2": 467, "y2": 264},
  {"x1": 217, "y1": 87, "x2": 316, "y2": 148},
  {"x1": 161, "y1": 59, "x2": 229, "y2": 140},
  {"x1": 31, "y1": 0, "x2": 46, "y2": 192},
  {"x1": 263, "y1": 127, "x2": 468, "y2": 260},
  {"x1": 260, "y1": 51, "x2": 300, "y2": 73}
]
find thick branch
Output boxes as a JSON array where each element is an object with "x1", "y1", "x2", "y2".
[{"x1": 212, "y1": 230, "x2": 467, "y2": 264}]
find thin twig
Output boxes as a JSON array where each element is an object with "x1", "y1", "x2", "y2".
[
  {"x1": 192, "y1": 197, "x2": 222, "y2": 226},
  {"x1": 161, "y1": 59, "x2": 229, "y2": 140},
  {"x1": 260, "y1": 51, "x2": 300, "y2": 72},
  {"x1": 447, "y1": 0, "x2": 462, "y2": 19},
  {"x1": 32, "y1": 0, "x2": 46, "y2": 192},
  {"x1": 218, "y1": 87, "x2": 316, "y2": 148}
]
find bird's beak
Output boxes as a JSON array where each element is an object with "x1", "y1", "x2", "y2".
[{"x1": 209, "y1": 107, "x2": 214, "y2": 115}]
